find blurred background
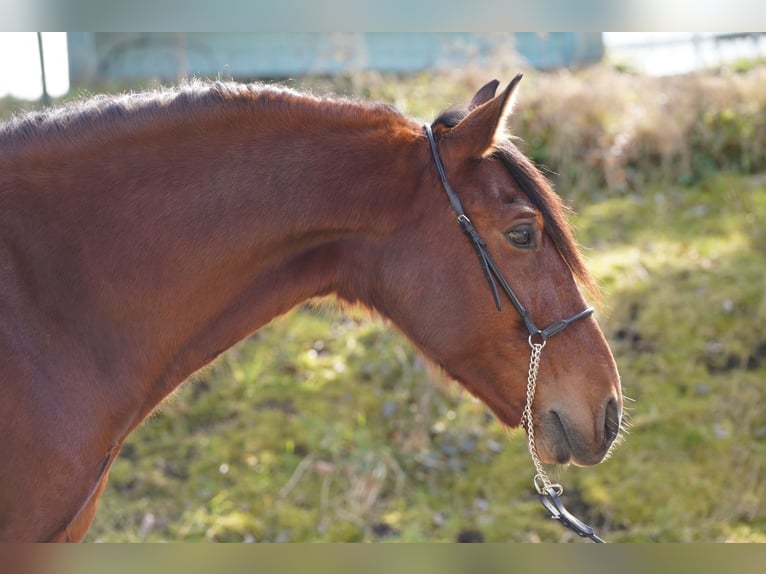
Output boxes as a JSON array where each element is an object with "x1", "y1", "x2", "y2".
[
  {"x1": 1, "y1": 32, "x2": 765, "y2": 542},
  {"x1": 3, "y1": 33, "x2": 766, "y2": 99}
]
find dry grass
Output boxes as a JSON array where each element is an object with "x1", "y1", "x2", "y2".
[
  {"x1": 509, "y1": 66, "x2": 766, "y2": 199},
  {"x1": 283, "y1": 63, "x2": 766, "y2": 205}
]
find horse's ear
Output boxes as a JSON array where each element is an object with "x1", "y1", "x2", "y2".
[
  {"x1": 468, "y1": 79, "x2": 500, "y2": 110},
  {"x1": 449, "y1": 74, "x2": 523, "y2": 159}
]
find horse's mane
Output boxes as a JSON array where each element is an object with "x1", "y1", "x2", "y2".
[
  {"x1": 432, "y1": 109, "x2": 599, "y2": 301},
  {"x1": 0, "y1": 80, "x2": 405, "y2": 153}
]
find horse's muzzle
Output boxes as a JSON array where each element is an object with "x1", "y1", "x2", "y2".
[{"x1": 539, "y1": 398, "x2": 622, "y2": 466}]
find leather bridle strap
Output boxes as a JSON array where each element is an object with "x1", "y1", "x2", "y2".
[
  {"x1": 423, "y1": 124, "x2": 504, "y2": 312},
  {"x1": 423, "y1": 123, "x2": 594, "y2": 342}
]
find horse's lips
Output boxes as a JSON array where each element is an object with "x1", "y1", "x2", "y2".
[
  {"x1": 544, "y1": 411, "x2": 575, "y2": 465},
  {"x1": 538, "y1": 410, "x2": 613, "y2": 467}
]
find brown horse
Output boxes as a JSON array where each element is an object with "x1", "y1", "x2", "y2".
[{"x1": 0, "y1": 77, "x2": 622, "y2": 542}]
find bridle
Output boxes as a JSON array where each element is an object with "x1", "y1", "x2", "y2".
[
  {"x1": 423, "y1": 123, "x2": 605, "y2": 543},
  {"x1": 423, "y1": 124, "x2": 594, "y2": 340}
]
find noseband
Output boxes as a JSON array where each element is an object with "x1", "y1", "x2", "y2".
[{"x1": 423, "y1": 123, "x2": 604, "y2": 542}]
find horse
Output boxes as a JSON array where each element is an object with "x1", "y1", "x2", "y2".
[{"x1": 0, "y1": 76, "x2": 622, "y2": 542}]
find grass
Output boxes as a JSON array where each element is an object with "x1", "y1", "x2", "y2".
[
  {"x1": 90, "y1": 310, "x2": 537, "y2": 542},
  {"x1": 574, "y1": 172, "x2": 766, "y2": 541},
  {"x1": 2, "y1": 64, "x2": 765, "y2": 542}
]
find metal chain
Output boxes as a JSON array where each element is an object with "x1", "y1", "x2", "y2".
[
  {"x1": 521, "y1": 336, "x2": 605, "y2": 542},
  {"x1": 521, "y1": 337, "x2": 563, "y2": 497}
]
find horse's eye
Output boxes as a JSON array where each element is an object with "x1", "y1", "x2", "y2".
[{"x1": 506, "y1": 226, "x2": 536, "y2": 249}]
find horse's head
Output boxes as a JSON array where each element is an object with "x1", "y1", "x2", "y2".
[{"x1": 375, "y1": 77, "x2": 622, "y2": 467}]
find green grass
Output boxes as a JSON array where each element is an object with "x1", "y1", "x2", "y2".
[
  {"x1": 90, "y1": 309, "x2": 538, "y2": 542},
  {"x1": 575, "y1": 173, "x2": 766, "y2": 542}
]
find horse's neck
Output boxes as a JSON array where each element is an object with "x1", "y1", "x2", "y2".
[{"x1": 63, "y1": 109, "x2": 425, "y2": 427}]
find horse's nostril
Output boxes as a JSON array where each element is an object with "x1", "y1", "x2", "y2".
[{"x1": 604, "y1": 398, "x2": 621, "y2": 447}]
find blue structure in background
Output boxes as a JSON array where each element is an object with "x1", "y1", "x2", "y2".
[{"x1": 67, "y1": 33, "x2": 604, "y2": 84}]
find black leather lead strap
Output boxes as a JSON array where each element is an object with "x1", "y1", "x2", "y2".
[{"x1": 539, "y1": 489, "x2": 605, "y2": 543}]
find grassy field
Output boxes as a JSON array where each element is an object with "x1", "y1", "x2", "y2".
[{"x1": 2, "y1": 63, "x2": 765, "y2": 542}]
